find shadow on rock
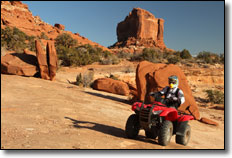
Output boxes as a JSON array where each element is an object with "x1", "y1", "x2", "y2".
[
  {"x1": 64, "y1": 117, "x2": 158, "y2": 146},
  {"x1": 64, "y1": 117, "x2": 126, "y2": 138},
  {"x1": 11, "y1": 53, "x2": 38, "y2": 66}
]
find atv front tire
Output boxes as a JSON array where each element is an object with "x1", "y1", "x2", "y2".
[
  {"x1": 145, "y1": 127, "x2": 158, "y2": 139},
  {"x1": 158, "y1": 120, "x2": 173, "y2": 146},
  {"x1": 176, "y1": 124, "x2": 191, "y2": 146},
  {"x1": 125, "y1": 114, "x2": 140, "y2": 139}
]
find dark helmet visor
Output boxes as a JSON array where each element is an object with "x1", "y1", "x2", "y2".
[{"x1": 168, "y1": 78, "x2": 177, "y2": 84}]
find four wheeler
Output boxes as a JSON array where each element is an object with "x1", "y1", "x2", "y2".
[{"x1": 125, "y1": 94, "x2": 194, "y2": 146}]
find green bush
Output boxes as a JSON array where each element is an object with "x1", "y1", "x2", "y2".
[
  {"x1": 116, "y1": 51, "x2": 132, "y2": 60},
  {"x1": 140, "y1": 48, "x2": 162, "y2": 63},
  {"x1": 55, "y1": 33, "x2": 77, "y2": 48},
  {"x1": 76, "y1": 71, "x2": 94, "y2": 87},
  {"x1": 180, "y1": 49, "x2": 192, "y2": 59},
  {"x1": 100, "y1": 54, "x2": 120, "y2": 65},
  {"x1": 1, "y1": 27, "x2": 27, "y2": 52},
  {"x1": 205, "y1": 89, "x2": 224, "y2": 104},
  {"x1": 167, "y1": 55, "x2": 181, "y2": 64},
  {"x1": 196, "y1": 51, "x2": 221, "y2": 64},
  {"x1": 130, "y1": 48, "x2": 162, "y2": 63},
  {"x1": 1, "y1": 26, "x2": 36, "y2": 52}
]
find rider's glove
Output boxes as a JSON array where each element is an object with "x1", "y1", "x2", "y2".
[
  {"x1": 149, "y1": 92, "x2": 155, "y2": 96},
  {"x1": 173, "y1": 97, "x2": 178, "y2": 101}
]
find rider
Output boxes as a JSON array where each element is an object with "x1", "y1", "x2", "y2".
[{"x1": 150, "y1": 75, "x2": 185, "y2": 109}]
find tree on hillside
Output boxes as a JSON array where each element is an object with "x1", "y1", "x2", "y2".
[{"x1": 55, "y1": 33, "x2": 77, "y2": 48}]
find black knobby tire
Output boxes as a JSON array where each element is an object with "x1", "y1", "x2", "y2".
[
  {"x1": 145, "y1": 127, "x2": 158, "y2": 139},
  {"x1": 125, "y1": 114, "x2": 140, "y2": 139},
  {"x1": 158, "y1": 120, "x2": 173, "y2": 146},
  {"x1": 176, "y1": 124, "x2": 191, "y2": 146}
]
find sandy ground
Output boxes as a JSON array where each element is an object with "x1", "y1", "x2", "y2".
[{"x1": 1, "y1": 72, "x2": 224, "y2": 149}]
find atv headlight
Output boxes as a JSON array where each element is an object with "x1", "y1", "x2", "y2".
[{"x1": 152, "y1": 110, "x2": 163, "y2": 115}]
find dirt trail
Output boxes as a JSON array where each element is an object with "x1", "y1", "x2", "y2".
[{"x1": 1, "y1": 74, "x2": 224, "y2": 149}]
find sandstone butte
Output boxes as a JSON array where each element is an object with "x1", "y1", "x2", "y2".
[
  {"x1": 1, "y1": 1, "x2": 111, "y2": 52},
  {"x1": 110, "y1": 8, "x2": 174, "y2": 53}
]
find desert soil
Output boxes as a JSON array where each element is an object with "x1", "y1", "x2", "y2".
[{"x1": 1, "y1": 62, "x2": 224, "y2": 149}]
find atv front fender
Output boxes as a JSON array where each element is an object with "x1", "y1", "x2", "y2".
[{"x1": 160, "y1": 109, "x2": 178, "y2": 122}]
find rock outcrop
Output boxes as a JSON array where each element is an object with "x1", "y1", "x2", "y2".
[
  {"x1": 1, "y1": 1, "x2": 110, "y2": 52},
  {"x1": 35, "y1": 40, "x2": 58, "y2": 80},
  {"x1": 135, "y1": 61, "x2": 200, "y2": 120},
  {"x1": 46, "y1": 41, "x2": 58, "y2": 81},
  {"x1": 92, "y1": 78, "x2": 130, "y2": 96},
  {"x1": 54, "y1": 23, "x2": 65, "y2": 30},
  {"x1": 1, "y1": 53, "x2": 38, "y2": 77},
  {"x1": 110, "y1": 8, "x2": 167, "y2": 53}
]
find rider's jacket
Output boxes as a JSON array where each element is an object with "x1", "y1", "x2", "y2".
[{"x1": 159, "y1": 86, "x2": 185, "y2": 107}]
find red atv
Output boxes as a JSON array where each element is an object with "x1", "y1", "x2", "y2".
[{"x1": 125, "y1": 95, "x2": 194, "y2": 146}]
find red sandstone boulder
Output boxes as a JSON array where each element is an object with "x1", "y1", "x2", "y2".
[
  {"x1": 135, "y1": 61, "x2": 200, "y2": 120},
  {"x1": 35, "y1": 40, "x2": 50, "y2": 80},
  {"x1": 200, "y1": 117, "x2": 219, "y2": 126},
  {"x1": 54, "y1": 23, "x2": 65, "y2": 30},
  {"x1": 46, "y1": 41, "x2": 57, "y2": 81},
  {"x1": 92, "y1": 78, "x2": 130, "y2": 96},
  {"x1": 1, "y1": 53, "x2": 38, "y2": 76}
]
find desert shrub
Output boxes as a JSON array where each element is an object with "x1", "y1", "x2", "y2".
[
  {"x1": 167, "y1": 55, "x2": 181, "y2": 64},
  {"x1": 124, "y1": 66, "x2": 134, "y2": 73},
  {"x1": 1, "y1": 27, "x2": 27, "y2": 52},
  {"x1": 108, "y1": 74, "x2": 119, "y2": 80},
  {"x1": 205, "y1": 89, "x2": 224, "y2": 104},
  {"x1": 140, "y1": 48, "x2": 162, "y2": 63},
  {"x1": 55, "y1": 33, "x2": 77, "y2": 48},
  {"x1": 129, "y1": 52, "x2": 143, "y2": 61},
  {"x1": 26, "y1": 35, "x2": 36, "y2": 52},
  {"x1": 180, "y1": 49, "x2": 192, "y2": 59},
  {"x1": 40, "y1": 32, "x2": 49, "y2": 40},
  {"x1": 130, "y1": 48, "x2": 162, "y2": 63},
  {"x1": 196, "y1": 51, "x2": 221, "y2": 64},
  {"x1": 219, "y1": 53, "x2": 224, "y2": 64},
  {"x1": 100, "y1": 53, "x2": 120, "y2": 65},
  {"x1": 1, "y1": 26, "x2": 36, "y2": 52},
  {"x1": 76, "y1": 71, "x2": 94, "y2": 87},
  {"x1": 116, "y1": 51, "x2": 132, "y2": 60}
]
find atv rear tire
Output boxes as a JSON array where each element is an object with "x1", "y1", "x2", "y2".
[
  {"x1": 176, "y1": 124, "x2": 191, "y2": 146},
  {"x1": 158, "y1": 120, "x2": 173, "y2": 146},
  {"x1": 125, "y1": 114, "x2": 140, "y2": 139}
]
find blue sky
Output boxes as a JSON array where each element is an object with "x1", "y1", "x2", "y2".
[{"x1": 22, "y1": 1, "x2": 224, "y2": 55}]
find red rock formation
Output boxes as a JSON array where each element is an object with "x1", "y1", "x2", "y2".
[
  {"x1": 111, "y1": 8, "x2": 166, "y2": 51},
  {"x1": 35, "y1": 40, "x2": 50, "y2": 80},
  {"x1": 1, "y1": 53, "x2": 38, "y2": 76},
  {"x1": 1, "y1": 1, "x2": 111, "y2": 52},
  {"x1": 46, "y1": 41, "x2": 57, "y2": 81},
  {"x1": 135, "y1": 61, "x2": 200, "y2": 120},
  {"x1": 92, "y1": 78, "x2": 130, "y2": 96},
  {"x1": 200, "y1": 117, "x2": 219, "y2": 126},
  {"x1": 54, "y1": 23, "x2": 65, "y2": 30}
]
